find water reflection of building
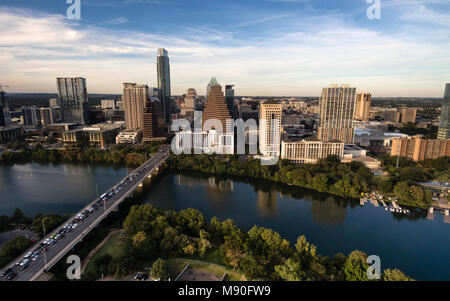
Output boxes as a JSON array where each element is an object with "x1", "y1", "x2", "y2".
[
  {"x1": 176, "y1": 174, "x2": 233, "y2": 193},
  {"x1": 311, "y1": 196, "x2": 346, "y2": 225},
  {"x1": 257, "y1": 189, "x2": 278, "y2": 217}
]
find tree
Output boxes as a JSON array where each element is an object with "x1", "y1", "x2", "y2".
[
  {"x1": 151, "y1": 258, "x2": 169, "y2": 280},
  {"x1": 343, "y1": 250, "x2": 369, "y2": 281},
  {"x1": 275, "y1": 257, "x2": 304, "y2": 281},
  {"x1": 0, "y1": 236, "x2": 32, "y2": 268},
  {"x1": 382, "y1": 269, "x2": 414, "y2": 281},
  {"x1": 12, "y1": 208, "x2": 24, "y2": 223},
  {"x1": 198, "y1": 229, "x2": 212, "y2": 257}
]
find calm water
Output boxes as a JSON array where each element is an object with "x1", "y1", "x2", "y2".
[
  {"x1": 0, "y1": 163, "x2": 127, "y2": 217},
  {"x1": 0, "y1": 164, "x2": 449, "y2": 280}
]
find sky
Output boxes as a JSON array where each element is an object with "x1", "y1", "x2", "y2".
[{"x1": 0, "y1": 0, "x2": 449, "y2": 97}]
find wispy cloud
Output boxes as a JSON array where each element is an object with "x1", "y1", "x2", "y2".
[{"x1": 0, "y1": 2, "x2": 449, "y2": 97}]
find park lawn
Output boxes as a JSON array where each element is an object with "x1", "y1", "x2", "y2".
[
  {"x1": 168, "y1": 257, "x2": 249, "y2": 281},
  {"x1": 84, "y1": 231, "x2": 128, "y2": 274}
]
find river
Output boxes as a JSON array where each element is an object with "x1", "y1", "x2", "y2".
[{"x1": 0, "y1": 163, "x2": 449, "y2": 280}]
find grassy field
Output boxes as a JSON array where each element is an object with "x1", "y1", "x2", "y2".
[
  {"x1": 83, "y1": 231, "x2": 128, "y2": 275},
  {"x1": 168, "y1": 257, "x2": 249, "y2": 281}
]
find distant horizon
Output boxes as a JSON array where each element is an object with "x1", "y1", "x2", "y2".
[{"x1": 4, "y1": 91, "x2": 445, "y2": 100}]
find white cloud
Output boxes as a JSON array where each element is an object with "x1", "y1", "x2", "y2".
[{"x1": 0, "y1": 5, "x2": 449, "y2": 97}]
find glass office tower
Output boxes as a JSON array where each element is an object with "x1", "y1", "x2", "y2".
[
  {"x1": 56, "y1": 77, "x2": 89, "y2": 125},
  {"x1": 157, "y1": 48, "x2": 171, "y2": 124},
  {"x1": 438, "y1": 83, "x2": 450, "y2": 140}
]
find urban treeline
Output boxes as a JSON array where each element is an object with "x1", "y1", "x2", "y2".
[{"x1": 167, "y1": 154, "x2": 449, "y2": 208}]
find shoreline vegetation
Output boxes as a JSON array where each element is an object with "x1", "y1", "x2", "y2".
[
  {"x1": 81, "y1": 203, "x2": 413, "y2": 281},
  {"x1": 1, "y1": 144, "x2": 448, "y2": 209}
]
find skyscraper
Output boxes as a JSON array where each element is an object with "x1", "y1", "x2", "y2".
[
  {"x1": 56, "y1": 77, "x2": 89, "y2": 125},
  {"x1": 142, "y1": 96, "x2": 165, "y2": 141},
  {"x1": 318, "y1": 85, "x2": 357, "y2": 143},
  {"x1": 123, "y1": 83, "x2": 148, "y2": 130},
  {"x1": 438, "y1": 83, "x2": 450, "y2": 140},
  {"x1": 225, "y1": 85, "x2": 235, "y2": 119},
  {"x1": 202, "y1": 83, "x2": 232, "y2": 131},
  {"x1": 184, "y1": 88, "x2": 197, "y2": 111},
  {"x1": 259, "y1": 100, "x2": 282, "y2": 157},
  {"x1": 0, "y1": 90, "x2": 10, "y2": 127},
  {"x1": 355, "y1": 93, "x2": 371, "y2": 122},
  {"x1": 157, "y1": 48, "x2": 171, "y2": 124},
  {"x1": 206, "y1": 77, "x2": 219, "y2": 99}
]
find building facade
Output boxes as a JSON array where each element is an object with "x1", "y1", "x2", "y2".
[
  {"x1": 0, "y1": 126, "x2": 24, "y2": 143},
  {"x1": 281, "y1": 138, "x2": 344, "y2": 164},
  {"x1": 56, "y1": 77, "x2": 89, "y2": 125},
  {"x1": 116, "y1": 130, "x2": 142, "y2": 144},
  {"x1": 260, "y1": 100, "x2": 282, "y2": 157},
  {"x1": 157, "y1": 48, "x2": 171, "y2": 124},
  {"x1": 225, "y1": 85, "x2": 235, "y2": 119},
  {"x1": 355, "y1": 93, "x2": 371, "y2": 122},
  {"x1": 438, "y1": 83, "x2": 450, "y2": 140},
  {"x1": 202, "y1": 84, "x2": 232, "y2": 132},
  {"x1": 123, "y1": 83, "x2": 147, "y2": 131},
  {"x1": 142, "y1": 96, "x2": 165, "y2": 142},
  {"x1": 391, "y1": 135, "x2": 450, "y2": 162},
  {"x1": 318, "y1": 85, "x2": 356, "y2": 143},
  {"x1": 21, "y1": 106, "x2": 41, "y2": 126},
  {"x1": 399, "y1": 108, "x2": 417, "y2": 124}
]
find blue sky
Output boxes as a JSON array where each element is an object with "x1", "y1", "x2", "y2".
[{"x1": 0, "y1": 0, "x2": 449, "y2": 96}]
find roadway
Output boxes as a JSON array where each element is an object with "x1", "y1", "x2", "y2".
[{"x1": 1, "y1": 146, "x2": 169, "y2": 281}]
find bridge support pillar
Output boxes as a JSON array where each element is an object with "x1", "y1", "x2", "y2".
[
  {"x1": 445, "y1": 209, "x2": 449, "y2": 216},
  {"x1": 147, "y1": 174, "x2": 151, "y2": 179},
  {"x1": 138, "y1": 183, "x2": 143, "y2": 188},
  {"x1": 429, "y1": 207, "x2": 434, "y2": 213}
]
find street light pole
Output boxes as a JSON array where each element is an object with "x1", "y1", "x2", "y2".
[{"x1": 42, "y1": 217, "x2": 48, "y2": 268}]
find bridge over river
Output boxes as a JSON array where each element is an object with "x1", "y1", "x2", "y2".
[{"x1": 0, "y1": 146, "x2": 170, "y2": 281}]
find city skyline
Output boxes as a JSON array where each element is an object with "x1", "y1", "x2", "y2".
[{"x1": 0, "y1": 0, "x2": 449, "y2": 97}]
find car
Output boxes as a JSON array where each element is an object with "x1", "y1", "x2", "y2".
[
  {"x1": 32, "y1": 254, "x2": 40, "y2": 261},
  {"x1": 72, "y1": 223, "x2": 78, "y2": 229},
  {"x1": 20, "y1": 261, "x2": 29, "y2": 270},
  {"x1": 5, "y1": 272, "x2": 17, "y2": 281},
  {"x1": 40, "y1": 247, "x2": 49, "y2": 254},
  {"x1": 24, "y1": 251, "x2": 32, "y2": 259},
  {"x1": 50, "y1": 234, "x2": 56, "y2": 239},
  {"x1": 2, "y1": 268, "x2": 12, "y2": 278}
]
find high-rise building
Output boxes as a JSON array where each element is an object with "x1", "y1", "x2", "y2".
[
  {"x1": 0, "y1": 90, "x2": 11, "y2": 127},
  {"x1": 259, "y1": 100, "x2": 282, "y2": 157},
  {"x1": 157, "y1": 48, "x2": 171, "y2": 124},
  {"x1": 384, "y1": 110, "x2": 401, "y2": 123},
  {"x1": 318, "y1": 85, "x2": 356, "y2": 143},
  {"x1": 355, "y1": 93, "x2": 371, "y2": 122},
  {"x1": 225, "y1": 85, "x2": 235, "y2": 119},
  {"x1": 40, "y1": 107, "x2": 58, "y2": 125},
  {"x1": 399, "y1": 108, "x2": 417, "y2": 124},
  {"x1": 123, "y1": 83, "x2": 148, "y2": 130},
  {"x1": 391, "y1": 135, "x2": 450, "y2": 162},
  {"x1": 184, "y1": 88, "x2": 197, "y2": 110},
  {"x1": 21, "y1": 106, "x2": 41, "y2": 126},
  {"x1": 281, "y1": 138, "x2": 344, "y2": 164},
  {"x1": 438, "y1": 83, "x2": 450, "y2": 140},
  {"x1": 142, "y1": 96, "x2": 165, "y2": 142},
  {"x1": 202, "y1": 83, "x2": 232, "y2": 131},
  {"x1": 206, "y1": 77, "x2": 219, "y2": 99},
  {"x1": 56, "y1": 77, "x2": 89, "y2": 125},
  {"x1": 101, "y1": 99, "x2": 117, "y2": 110}
]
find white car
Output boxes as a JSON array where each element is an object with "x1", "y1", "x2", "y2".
[
  {"x1": 32, "y1": 255, "x2": 40, "y2": 261},
  {"x1": 24, "y1": 251, "x2": 32, "y2": 258},
  {"x1": 72, "y1": 223, "x2": 78, "y2": 229}
]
